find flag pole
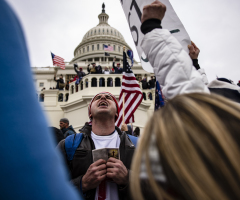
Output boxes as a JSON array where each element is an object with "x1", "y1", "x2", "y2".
[
  {"x1": 122, "y1": 92, "x2": 125, "y2": 124},
  {"x1": 122, "y1": 46, "x2": 126, "y2": 124}
]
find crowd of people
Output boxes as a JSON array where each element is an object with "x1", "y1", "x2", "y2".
[{"x1": 1, "y1": 0, "x2": 240, "y2": 200}]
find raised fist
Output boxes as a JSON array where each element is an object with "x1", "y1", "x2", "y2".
[
  {"x1": 141, "y1": 0, "x2": 166, "y2": 23},
  {"x1": 188, "y1": 41, "x2": 200, "y2": 59}
]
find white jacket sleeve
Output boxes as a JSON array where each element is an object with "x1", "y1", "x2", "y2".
[
  {"x1": 198, "y1": 68, "x2": 209, "y2": 85},
  {"x1": 141, "y1": 29, "x2": 210, "y2": 99}
]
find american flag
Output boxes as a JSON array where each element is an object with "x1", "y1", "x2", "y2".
[
  {"x1": 104, "y1": 44, "x2": 113, "y2": 51},
  {"x1": 51, "y1": 52, "x2": 65, "y2": 69},
  {"x1": 115, "y1": 51, "x2": 143, "y2": 127}
]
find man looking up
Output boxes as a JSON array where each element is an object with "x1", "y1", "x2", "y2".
[
  {"x1": 59, "y1": 118, "x2": 76, "y2": 138},
  {"x1": 58, "y1": 92, "x2": 136, "y2": 200}
]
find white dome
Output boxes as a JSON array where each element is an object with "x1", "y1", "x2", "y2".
[
  {"x1": 71, "y1": 4, "x2": 132, "y2": 63},
  {"x1": 82, "y1": 25, "x2": 125, "y2": 42}
]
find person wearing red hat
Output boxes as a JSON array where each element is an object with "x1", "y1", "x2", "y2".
[
  {"x1": 112, "y1": 57, "x2": 123, "y2": 74},
  {"x1": 58, "y1": 92, "x2": 136, "y2": 200},
  {"x1": 74, "y1": 63, "x2": 86, "y2": 85}
]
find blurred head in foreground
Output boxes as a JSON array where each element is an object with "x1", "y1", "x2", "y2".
[{"x1": 131, "y1": 93, "x2": 240, "y2": 200}]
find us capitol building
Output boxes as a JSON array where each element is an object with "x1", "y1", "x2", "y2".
[{"x1": 32, "y1": 4, "x2": 155, "y2": 132}]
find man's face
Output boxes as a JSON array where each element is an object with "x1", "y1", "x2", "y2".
[
  {"x1": 90, "y1": 93, "x2": 117, "y2": 121},
  {"x1": 93, "y1": 64, "x2": 96, "y2": 67},
  {"x1": 59, "y1": 121, "x2": 68, "y2": 129},
  {"x1": 60, "y1": 76, "x2": 63, "y2": 79}
]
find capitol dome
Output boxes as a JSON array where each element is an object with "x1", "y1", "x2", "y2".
[{"x1": 71, "y1": 3, "x2": 132, "y2": 63}]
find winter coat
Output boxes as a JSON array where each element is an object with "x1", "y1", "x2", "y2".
[
  {"x1": 141, "y1": 28, "x2": 209, "y2": 99},
  {"x1": 141, "y1": 80, "x2": 148, "y2": 89},
  {"x1": 74, "y1": 65, "x2": 86, "y2": 79},
  {"x1": 58, "y1": 125, "x2": 136, "y2": 200},
  {"x1": 113, "y1": 62, "x2": 123, "y2": 74},
  {"x1": 61, "y1": 125, "x2": 76, "y2": 138},
  {"x1": 148, "y1": 79, "x2": 155, "y2": 89},
  {"x1": 96, "y1": 65, "x2": 102, "y2": 74},
  {"x1": 50, "y1": 127, "x2": 64, "y2": 145},
  {"x1": 54, "y1": 77, "x2": 64, "y2": 89}
]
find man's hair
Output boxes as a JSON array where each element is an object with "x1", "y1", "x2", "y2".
[
  {"x1": 60, "y1": 118, "x2": 69, "y2": 124},
  {"x1": 131, "y1": 93, "x2": 240, "y2": 200}
]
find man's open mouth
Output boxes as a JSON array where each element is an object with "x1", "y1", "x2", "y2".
[{"x1": 98, "y1": 101, "x2": 108, "y2": 107}]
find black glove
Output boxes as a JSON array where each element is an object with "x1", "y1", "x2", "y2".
[{"x1": 74, "y1": 63, "x2": 78, "y2": 68}]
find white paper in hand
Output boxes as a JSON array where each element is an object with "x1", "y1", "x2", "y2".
[{"x1": 120, "y1": 0, "x2": 191, "y2": 73}]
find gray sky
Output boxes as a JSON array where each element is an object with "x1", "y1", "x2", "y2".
[{"x1": 6, "y1": 0, "x2": 240, "y2": 83}]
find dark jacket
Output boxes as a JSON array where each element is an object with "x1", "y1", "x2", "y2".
[
  {"x1": 96, "y1": 65, "x2": 102, "y2": 74},
  {"x1": 61, "y1": 125, "x2": 76, "y2": 138},
  {"x1": 58, "y1": 125, "x2": 135, "y2": 200},
  {"x1": 50, "y1": 127, "x2": 64, "y2": 145},
  {"x1": 148, "y1": 79, "x2": 155, "y2": 89},
  {"x1": 141, "y1": 80, "x2": 148, "y2": 89},
  {"x1": 54, "y1": 77, "x2": 64, "y2": 89},
  {"x1": 74, "y1": 65, "x2": 86, "y2": 79},
  {"x1": 113, "y1": 62, "x2": 123, "y2": 74}
]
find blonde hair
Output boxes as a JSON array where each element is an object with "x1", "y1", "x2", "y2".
[{"x1": 131, "y1": 93, "x2": 240, "y2": 200}]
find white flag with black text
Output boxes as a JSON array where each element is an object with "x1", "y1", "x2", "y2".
[{"x1": 120, "y1": 0, "x2": 191, "y2": 72}]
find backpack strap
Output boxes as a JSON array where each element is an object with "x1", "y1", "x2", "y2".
[
  {"x1": 127, "y1": 134, "x2": 138, "y2": 147},
  {"x1": 65, "y1": 133, "x2": 83, "y2": 161}
]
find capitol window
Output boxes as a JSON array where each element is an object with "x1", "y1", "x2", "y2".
[
  {"x1": 97, "y1": 44, "x2": 99, "y2": 50},
  {"x1": 95, "y1": 30, "x2": 96, "y2": 34},
  {"x1": 103, "y1": 29, "x2": 104, "y2": 33},
  {"x1": 118, "y1": 46, "x2": 120, "y2": 52},
  {"x1": 113, "y1": 45, "x2": 115, "y2": 51},
  {"x1": 107, "y1": 29, "x2": 109, "y2": 34},
  {"x1": 39, "y1": 82, "x2": 44, "y2": 87},
  {"x1": 99, "y1": 29, "x2": 100, "y2": 33},
  {"x1": 83, "y1": 48, "x2": 85, "y2": 53},
  {"x1": 115, "y1": 31, "x2": 116, "y2": 36},
  {"x1": 111, "y1": 30, "x2": 113, "y2": 34},
  {"x1": 92, "y1": 45, "x2": 94, "y2": 51},
  {"x1": 87, "y1": 46, "x2": 89, "y2": 52}
]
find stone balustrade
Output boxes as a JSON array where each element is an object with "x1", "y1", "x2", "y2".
[{"x1": 37, "y1": 74, "x2": 154, "y2": 105}]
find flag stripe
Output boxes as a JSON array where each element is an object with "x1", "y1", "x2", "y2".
[
  {"x1": 51, "y1": 53, "x2": 65, "y2": 70},
  {"x1": 115, "y1": 52, "x2": 143, "y2": 127}
]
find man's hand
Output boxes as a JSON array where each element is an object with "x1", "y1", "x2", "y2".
[
  {"x1": 82, "y1": 159, "x2": 107, "y2": 193},
  {"x1": 141, "y1": 0, "x2": 166, "y2": 23},
  {"x1": 188, "y1": 41, "x2": 200, "y2": 59},
  {"x1": 106, "y1": 158, "x2": 128, "y2": 186},
  {"x1": 121, "y1": 123, "x2": 128, "y2": 132}
]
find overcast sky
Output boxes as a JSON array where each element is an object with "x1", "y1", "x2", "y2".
[{"x1": 6, "y1": 0, "x2": 240, "y2": 83}]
